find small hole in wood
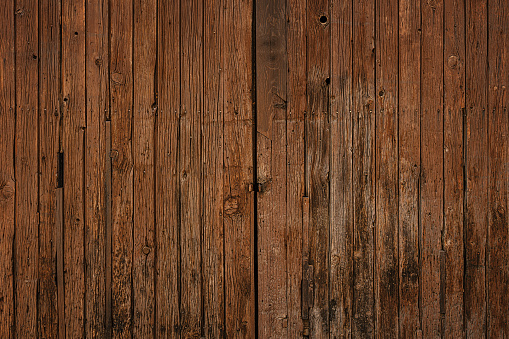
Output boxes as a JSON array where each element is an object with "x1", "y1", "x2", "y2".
[
  {"x1": 74, "y1": 31, "x2": 78, "y2": 36},
  {"x1": 325, "y1": 77, "x2": 330, "y2": 85},
  {"x1": 319, "y1": 15, "x2": 328, "y2": 24}
]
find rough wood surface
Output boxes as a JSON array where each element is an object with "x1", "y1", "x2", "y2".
[
  {"x1": 0, "y1": 1, "x2": 15, "y2": 336},
  {"x1": 133, "y1": 0, "x2": 156, "y2": 336},
  {"x1": 15, "y1": 0, "x2": 39, "y2": 335},
  {"x1": 375, "y1": 0, "x2": 399, "y2": 336},
  {"x1": 85, "y1": 0, "x2": 109, "y2": 336},
  {"x1": 465, "y1": 0, "x2": 488, "y2": 336},
  {"x1": 420, "y1": 0, "x2": 444, "y2": 336},
  {"x1": 110, "y1": 0, "x2": 133, "y2": 336},
  {"x1": 487, "y1": 0, "x2": 509, "y2": 336},
  {"x1": 256, "y1": 0, "x2": 288, "y2": 336},
  {"x1": 330, "y1": 0, "x2": 353, "y2": 337},
  {"x1": 443, "y1": 0, "x2": 465, "y2": 336}
]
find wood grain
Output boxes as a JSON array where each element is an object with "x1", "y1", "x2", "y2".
[
  {"x1": 39, "y1": 0, "x2": 61, "y2": 336},
  {"x1": 224, "y1": 0, "x2": 255, "y2": 336},
  {"x1": 256, "y1": 0, "x2": 288, "y2": 336},
  {"x1": 443, "y1": 0, "x2": 465, "y2": 335},
  {"x1": 133, "y1": 0, "x2": 156, "y2": 335},
  {"x1": 352, "y1": 0, "x2": 376, "y2": 336},
  {"x1": 420, "y1": 0, "x2": 444, "y2": 336},
  {"x1": 15, "y1": 0, "x2": 39, "y2": 335},
  {"x1": 375, "y1": 0, "x2": 399, "y2": 335},
  {"x1": 465, "y1": 0, "x2": 488, "y2": 336},
  {"x1": 85, "y1": 0, "x2": 109, "y2": 336},
  {"x1": 0, "y1": 0, "x2": 15, "y2": 336},
  {"x1": 155, "y1": 0, "x2": 180, "y2": 336},
  {"x1": 330, "y1": 0, "x2": 353, "y2": 336},
  {"x1": 398, "y1": 0, "x2": 422, "y2": 335},
  {"x1": 110, "y1": 0, "x2": 133, "y2": 335},
  {"x1": 487, "y1": 0, "x2": 509, "y2": 336},
  {"x1": 203, "y1": 0, "x2": 225, "y2": 336}
]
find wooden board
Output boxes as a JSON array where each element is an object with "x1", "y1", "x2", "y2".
[
  {"x1": 0, "y1": 0, "x2": 15, "y2": 336},
  {"x1": 352, "y1": 0, "x2": 375, "y2": 336},
  {"x1": 155, "y1": 0, "x2": 180, "y2": 336},
  {"x1": 109, "y1": 0, "x2": 133, "y2": 336},
  {"x1": 420, "y1": 0, "x2": 444, "y2": 336},
  {"x1": 330, "y1": 0, "x2": 353, "y2": 337},
  {"x1": 224, "y1": 0, "x2": 255, "y2": 336},
  {"x1": 85, "y1": 0, "x2": 109, "y2": 336},
  {"x1": 255, "y1": 0, "x2": 288, "y2": 337},
  {"x1": 375, "y1": 0, "x2": 399, "y2": 336},
  {"x1": 203, "y1": 0, "x2": 225, "y2": 336},
  {"x1": 38, "y1": 0, "x2": 61, "y2": 336},
  {"x1": 487, "y1": 0, "x2": 509, "y2": 336},
  {"x1": 15, "y1": 0, "x2": 39, "y2": 336},
  {"x1": 398, "y1": 0, "x2": 422, "y2": 336},
  {"x1": 465, "y1": 0, "x2": 488, "y2": 336},
  {"x1": 443, "y1": 0, "x2": 466, "y2": 335},
  {"x1": 132, "y1": 0, "x2": 156, "y2": 335}
]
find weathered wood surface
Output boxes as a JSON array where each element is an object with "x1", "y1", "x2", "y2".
[{"x1": 0, "y1": 0, "x2": 507, "y2": 337}]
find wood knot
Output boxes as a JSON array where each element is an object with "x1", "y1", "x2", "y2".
[
  {"x1": 142, "y1": 246, "x2": 151, "y2": 255},
  {"x1": 448, "y1": 55, "x2": 458, "y2": 69},
  {"x1": 111, "y1": 72, "x2": 125, "y2": 85},
  {"x1": 224, "y1": 196, "x2": 240, "y2": 215},
  {"x1": 0, "y1": 178, "x2": 15, "y2": 202}
]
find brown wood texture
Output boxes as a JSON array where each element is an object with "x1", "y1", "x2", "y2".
[{"x1": 0, "y1": 1, "x2": 508, "y2": 338}]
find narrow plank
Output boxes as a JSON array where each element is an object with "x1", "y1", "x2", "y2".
[
  {"x1": 306, "y1": 0, "x2": 330, "y2": 336},
  {"x1": 14, "y1": 0, "x2": 39, "y2": 335},
  {"x1": 420, "y1": 0, "x2": 444, "y2": 336},
  {"x1": 38, "y1": 0, "x2": 61, "y2": 336},
  {"x1": 465, "y1": 0, "x2": 488, "y2": 336},
  {"x1": 398, "y1": 0, "x2": 421, "y2": 335},
  {"x1": 0, "y1": 0, "x2": 15, "y2": 336},
  {"x1": 180, "y1": 0, "x2": 203, "y2": 337},
  {"x1": 203, "y1": 0, "x2": 225, "y2": 336},
  {"x1": 109, "y1": 0, "x2": 133, "y2": 335},
  {"x1": 224, "y1": 0, "x2": 255, "y2": 336},
  {"x1": 287, "y1": 0, "x2": 306, "y2": 336},
  {"x1": 62, "y1": 0, "x2": 86, "y2": 334},
  {"x1": 330, "y1": 0, "x2": 353, "y2": 336},
  {"x1": 487, "y1": 0, "x2": 509, "y2": 336},
  {"x1": 255, "y1": 0, "x2": 288, "y2": 336},
  {"x1": 155, "y1": 0, "x2": 180, "y2": 335},
  {"x1": 443, "y1": 0, "x2": 465, "y2": 335},
  {"x1": 375, "y1": 0, "x2": 399, "y2": 335},
  {"x1": 85, "y1": 0, "x2": 109, "y2": 335},
  {"x1": 132, "y1": 0, "x2": 156, "y2": 335},
  {"x1": 352, "y1": 0, "x2": 376, "y2": 335}
]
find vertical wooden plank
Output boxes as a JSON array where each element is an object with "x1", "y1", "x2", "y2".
[
  {"x1": 85, "y1": 0, "x2": 109, "y2": 336},
  {"x1": 224, "y1": 0, "x2": 255, "y2": 336},
  {"x1": 398, "y1": 0, "x2": 421, "y2": 336},
  {"x1": 306, "y1": 0, "x2": 330, "y2": 336},
  {"x1": 465, "y1": 0, "x2": 487, "y2": 336},
  {"x1": 375, "y1": 0, "x2": 399, "y2": 335},
  {"x1": 0, "y1": 0, "x2": 15, "y2": 336},
  {"x1": 352, "y1": 0, "x2": 375, "y2": 336},
  {"x1": 330, "y1": 0, "x2": 353, "y2": 336},
  {"x1": 255, "y1": 0, "x2": 288, "y2": 336},
  {"x1": 420, "y1": 0, "x2": 443, "y2": 336},
  {"x1": 487, "y1": 0, "x2": 509, "y2": 336},
  {"x1": 39, "y1": 0, "x2": 61, "y2": 336},
  {"x1": 133, "y1": 0, "x2": 156, "y2": 336},
  {"x1": 155, "y1": 0, "x2": 180, "y2": 335},
  {"x1": 62, "y1": 0, "x2": 86, "y2": 334},
  {"x1": 287, "y1": 0, "x2": 305, "y2": 337},
  {"x1": 15, "y1": 0, "x2": 39, "y2": 335},
  {"x1": 180, "y1": 0, "x2": 203, "y2": 337},
  {"x1": 443, "y1": 0, "x2": 465, "y2": 335},
  {"x1": 109, "y1": 0, "x2": 133, "y2": 335},
  {"x1": 203, "y1": 0, "x2": 225, "y2": 336}
]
